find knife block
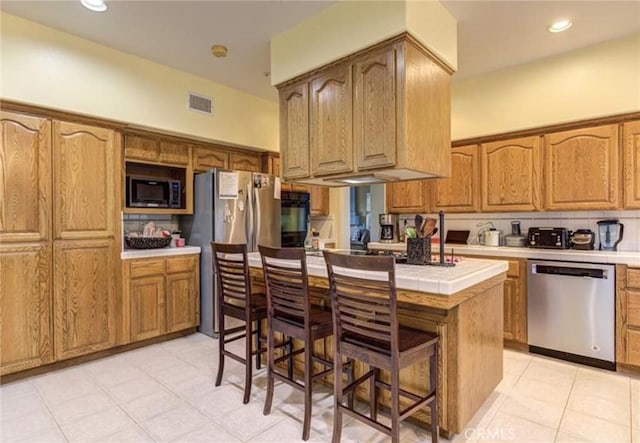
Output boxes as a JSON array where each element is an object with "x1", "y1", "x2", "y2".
[{"x1": 407, "y1": 238, "x2": 431, "y2": 265}]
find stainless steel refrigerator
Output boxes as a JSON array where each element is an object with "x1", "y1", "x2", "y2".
[{"x1": 181, "y1": 169, "x2": 281, "y2": 337}]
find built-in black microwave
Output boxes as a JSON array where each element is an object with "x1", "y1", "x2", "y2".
[{"x1": 126, "y1": 176, "x2": 181, "y2": 208}]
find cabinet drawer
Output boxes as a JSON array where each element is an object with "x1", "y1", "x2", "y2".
[
  {"x1": 627, "y1": 328, "x2": 640, "y2": 366},
  {"x1": 507, "y1": 261, "x2": 520, "y2": 278},
  {"x1": 628, "y1": 289, "x2": 640, "y2": 328},
  {"x1": 130, "y1": 259, "x2": 165, "y2": 277},
  {"x1": 167, "y1": 256, "x2": 196, "y2": 273},
  {"x1": 627, "y1": 268, "x2": 640, "y2": 289}
]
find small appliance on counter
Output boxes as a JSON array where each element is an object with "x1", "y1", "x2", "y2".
[
  {"x1": 505, "y1": 221, "x2": 527, "y2": 247},
  {"x1": 570, "y1": 229, "x2": 595, "y2": 250},
  {"x1": 378, "y1": 213, "x2": 399, "y2": 243},
  {"x1": 597, "y1": 219, "x2": 624, "y2": 251},
  {"x1": 484, "y1": 229, "x2": 502, "y2": 246},
  {"x1": 527, "y1": 227, "x2": 570, "y2": 249}
]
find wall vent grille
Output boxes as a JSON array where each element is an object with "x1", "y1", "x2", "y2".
[{"x1": 187, "y1": 92, "x2": 213, "y2": 115}]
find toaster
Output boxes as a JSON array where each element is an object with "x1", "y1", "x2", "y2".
[{"x1": 527, "y1": 227, "x2": 570, "y2": 249}]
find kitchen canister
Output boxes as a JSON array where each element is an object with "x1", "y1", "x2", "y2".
[{"x1": 484, "y1": 229, "x2": 501, "y2": 246}]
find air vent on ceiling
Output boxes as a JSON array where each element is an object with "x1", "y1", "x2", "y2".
[{"x1": 187, "y1": 92, "x2": 213, "y2": 115}]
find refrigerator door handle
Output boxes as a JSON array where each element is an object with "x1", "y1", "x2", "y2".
[
  {"x1": 254, "y1": 186, "x2": 261, "y2": 251},
  {"x1": 246, "y1": 181, "x2": 255, "y2": 251}
]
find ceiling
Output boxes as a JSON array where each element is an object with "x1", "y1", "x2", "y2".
[{"x1": 2, "y1": 1, "x2": 639, "y2": 102}]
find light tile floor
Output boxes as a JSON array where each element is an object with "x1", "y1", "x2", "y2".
[{"x1": 0, "y1": 333, "x2": 638, "y2": 442}]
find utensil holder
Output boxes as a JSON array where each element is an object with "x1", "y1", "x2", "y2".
[{"x1": 407, "y1": 238, "x2": 431, "y2": 265}]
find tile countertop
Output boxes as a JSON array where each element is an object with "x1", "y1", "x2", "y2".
[
  {"x1": 247, "y1": 251, "x2": 508, "y2": 296},
  {"x1": 121, "y1": 246, "x2": 201, "y2": 260},
  {"x1": 367, "y1": 241, "x2": 640, "y2": 266}
]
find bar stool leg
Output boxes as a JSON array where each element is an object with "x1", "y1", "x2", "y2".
[
  {"x1": 302, "y1": 337, "x2": 313, "y2": 441},
  {"x1": 215, "y1": 312, "x2": 225, "y2": 387},
  {"x1": 255, "y1": 319, "x2": 262, "y2": 370},
  {"x1": 332, "y1": 356, "x2": 344, "y2": 443},
  {"x1": 243, "y1": 319, "x2": 253, "y2": 404},
  {"x1": 370, "y1": 366, "x2": 379, "y2": 420},
  {"x1": 430, "y1": 342, "x2": 439, "y2": 443},
  {"x1": 263, "y1": 320, "x2": 275, "y2": 416},
  {"x1": 391, "y1": 367, "x2": 400, "y2": 443}
]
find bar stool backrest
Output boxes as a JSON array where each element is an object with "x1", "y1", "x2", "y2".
[
  {"x1": 323, "y1": 252, "x2": 399, "y2": 357},
  {"x1": 258, "y1": 246, "x2": 310, "y2": 325},
  {"x1": 211, "y1": 242, "x2": 252, "y2": 312}
]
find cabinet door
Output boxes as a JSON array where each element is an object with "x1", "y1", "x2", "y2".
[
  {"x1": 280, "y1": 82, "x2": 310, "y2": 179},
  {"x1": 623, "y1": 120, "x2": 640, "y2": 209},
  {"x1": 0, "y1": 243, "x2": 53, "y2": 375},
  {"x1": 53, "y1": 240, "x2": 117, "y2": 361},
  {"x1": 0, "y1": 112, "x2": 51, "y2": 243},
  {"x1": 230, "y1": 152, "x2": 261, "y2": 172},
  {"x1": 310, "y1": 62, "x2": 353, "y2": 176},
  {"x1": 130, "y1": 275, "x2": 166, "y2": 341},
  {"x1": 481, "y1": 136, "x2": 542, "y2": 211},
  {"x1": 160, "y1": 140, "x2": 190, "y2": 166},
  {"x1": 193, "y1": 147, "x2": 229, "y2": 172},
  {"x1": 310, "y1": 186, "x2": 330, "y2": 216},
  {"x1": 431, "y1": 145, "x2": 479, "y2": 212},
  {"x1": 386, "y1": 180, "x2": 429, "y2": 213},
  {"x1": 353, "y1": 45, "x2": 396, "y2": 170},
  {"x1": 544, "y1": 125, "x2": 619, "y2": 210},
  {"x1": 53, "y1": 121, "x2": 117, "y2": 240},
  {"x1": 124, "y1": 134, "x2": 160, "y2": 162},
  {"x1": 166, "y1": 271, "x2": 198, "y2": 332}
]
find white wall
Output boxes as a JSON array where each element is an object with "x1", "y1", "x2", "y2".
[
  {"x1": 270, "y1": 0, "x2": 457, "y2": 86},
  {"x1": 0, "y1": 13, "x2": 279, "y2": 152},
  {"x1": 451, "y1": 33, "x2": 640, "y2": 140}
]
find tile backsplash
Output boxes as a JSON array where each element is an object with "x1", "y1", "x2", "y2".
[
  {"x1": 397, "y1": 210, "x2": 640, "y2": 252},
  {"x1": 123, "y1": 214, "x2": 181, "y2": 236}
]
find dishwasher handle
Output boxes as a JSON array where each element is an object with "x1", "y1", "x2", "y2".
[{"x1": 531, "y1": 264, "x2": 608, "y2": 279}]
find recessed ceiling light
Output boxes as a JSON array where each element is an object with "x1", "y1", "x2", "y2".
[
  {"x1": 211, "y1": 45, "x2": 228, "y2": 58},
  {"x1": 81, "y1": 0, "x2": 107, "y2": 12},
  {"x1": 548, "y1": 19, "x2": 572, "y2": 33}
]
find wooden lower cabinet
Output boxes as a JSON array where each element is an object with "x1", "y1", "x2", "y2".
[
  {"x1": 0, "y1": 243, "x2": 53, "y2": 375},
  {"x1": 617, "y1": 265, "x2": 640, "y2": 369},
  {"x1": 123, "y1": 255, "x2": 199, "y2": 343},
  {"x1": 53, "y1": 239, "x2": 118, "y2": 361}
]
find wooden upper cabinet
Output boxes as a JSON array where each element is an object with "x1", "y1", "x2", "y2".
[
  {"x1": 53, "y1": 121, "x2": 117, "y2": 240},
  {"x1": 481, "y1": 136, "x2": 542, "y2": 212},
  {"x1": 310, "y1": 186, "x2": 330, "y2": 216},
  {"x1": 193, "y1": 146, "x2": 229, "y2": 172},
  {"x1": 431, "y1": 145, "x2": 479, "y2": 213},
  {"x1": 230, "y1": 151, "x2": 261, "y2": 172},
  {"x1": 124, "y1": 134, "x2": 160, "y2": 162},
  {"x1": 386, "y1": 180, "x2": 429, "y2": 214},
  {"x1": 310, "y1": 62, "x2": 353, "y2": 176},
  {"x1": 280, "y1": 82, "x2": 310, "y2": 179},
  {"x1": 262, "y1": 153, "x2": 280, "y2": 176},
  {"x1": 53, "y1": 239, "x2": 117, "y2": 361},
  {"x1": 353, "y1": 45, "x2": 397, "y2": 170},
  {"x1": 0, "y1": 243, "x2": 53, "y2": 375},
  {"x1": 624, "y1": 120, "x2": 640, "y2": 208},
  {"x1": 0, "y1": 111, "x2": 51, "y2": 243},
  {"x1": 544, "y1": 125, "x2": 619, "y2": 210},
  {"x1": 159, "y1": 140, "x2": 190, "y2": 166}
]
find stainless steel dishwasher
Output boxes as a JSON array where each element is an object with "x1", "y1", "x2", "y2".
[{"x1": 527, "y1": 259, "x2": 615, "y2": 370}]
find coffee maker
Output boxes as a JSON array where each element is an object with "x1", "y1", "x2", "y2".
[
  {"x1": 597, "y1": 219, "x2": 624, "y2": 251},
  {"x1": 378, "y1": 214, "x2": 398, "y2": 243}
]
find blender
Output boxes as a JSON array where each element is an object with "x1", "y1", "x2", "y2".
[{"x1": 597, "y1": 219, "x2": 624, "y2": 251}]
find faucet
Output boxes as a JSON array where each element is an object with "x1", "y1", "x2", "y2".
[{"x1": 476, "y1": 221, "x2": 496, "y2": 244}]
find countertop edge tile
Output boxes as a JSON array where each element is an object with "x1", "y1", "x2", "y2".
[{"x1": 121, "y1": 246, "x2": 201, "y2": 260}]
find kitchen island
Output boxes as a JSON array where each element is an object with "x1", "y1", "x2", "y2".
[{"x1": 247, "y1": 252, "x2": 508, "y2": 436}]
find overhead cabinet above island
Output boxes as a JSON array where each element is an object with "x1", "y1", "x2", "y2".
[{"x1": 278, "y1": 33, "x2": 453, "y2": 186}]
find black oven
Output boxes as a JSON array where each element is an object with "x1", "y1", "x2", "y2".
[{"x1": 281, "y1": 191, "x2": 310, "y2": 247}]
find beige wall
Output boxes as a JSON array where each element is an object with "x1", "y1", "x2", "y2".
[
  {"x1": 0, "y1": 13, "x2": 279, "y2": 152},
  {"x1": 451, "y1": 33, "x2": 640, "y2": 140},
  {"x1": 270, "y1": 0, "x2": 457, "y2": 86}
]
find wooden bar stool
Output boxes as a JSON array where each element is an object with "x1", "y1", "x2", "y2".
[
  {"x1": 324, "y1": 251, "x2": 439, "y2": 443},
  {"x1": 212, "y1": 242, "x2": 268, "y2": 404},
  {"x1": 259, "y1": 245, "x2": 350, "y2": 441}
]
